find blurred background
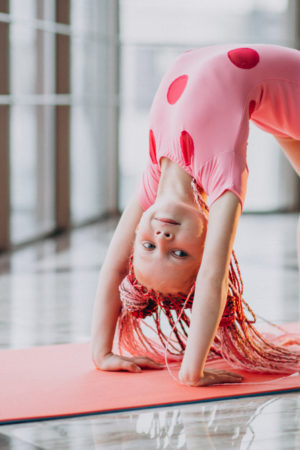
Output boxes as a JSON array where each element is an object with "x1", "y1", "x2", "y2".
[{"x1": 0, "y1": 0, "x2": 299, "y2": 250}]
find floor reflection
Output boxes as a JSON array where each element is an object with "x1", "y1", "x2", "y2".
[
  {"x1": 1, "y1": 394, "x2": 298, "y2": 449},
  {"x1": 89, "y1": 396, "x2": 284, "y2": 449}
]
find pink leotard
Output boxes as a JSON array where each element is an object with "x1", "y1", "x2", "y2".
[{"x1": 137, "y1": 44, "x2": 300, "y2": 213}]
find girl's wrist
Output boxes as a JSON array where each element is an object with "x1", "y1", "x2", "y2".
[
  {"x1": 92, "y1": 350, "x2": 113, "y2": 367},
  {"x1": 178, "y1": 367, "x2": 204, "y2": 385},
  {"x1": 179, "y1": 362, "x2": 204, "y2": 383},
  {"x1": 180, "y1": 349, "x2": 205, "y2": 379},
  {"x1": 90, "y1": 340, "x2": 113, "y2": 360}
]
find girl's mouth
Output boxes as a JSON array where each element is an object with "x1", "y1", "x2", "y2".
[{"x1": 155, "y1": 217, "x2": 180, "y2": 225}]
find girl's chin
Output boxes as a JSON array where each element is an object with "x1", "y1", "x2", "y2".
[
  {"x1": 153, "y1": 207, "x2": 201, "y2": 225},
  {"x1": 151, "y1": 198, "x2": 193, "y2": 214}
]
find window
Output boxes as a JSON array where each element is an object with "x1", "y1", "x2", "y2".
[{"x1": 0, "y1": 0, "x2": 119, "y2": 251}]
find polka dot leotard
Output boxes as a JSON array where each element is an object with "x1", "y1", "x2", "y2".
[{"x1": 137, "y1": 44, "x2": 300, "y2": 213}]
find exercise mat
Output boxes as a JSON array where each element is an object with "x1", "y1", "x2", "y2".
[{"x1": 0, "y1": 323, "x2": 299, "y2": 425}]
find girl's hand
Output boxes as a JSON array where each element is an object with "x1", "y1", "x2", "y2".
[
  {"x1": 93, "y1": 352, "x2": 165, "y2": 373},
  {"x1": 178, "y1": 368, "x2": 243, "y2": 386}
]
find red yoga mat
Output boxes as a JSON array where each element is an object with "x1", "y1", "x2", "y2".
[{"x1": 0, "y1": 323, "x2": 299, "y2": 425}]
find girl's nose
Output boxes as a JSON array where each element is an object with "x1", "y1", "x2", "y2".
[{"x1": 155, "y1": 230, "x2": 174, "y2": 239}]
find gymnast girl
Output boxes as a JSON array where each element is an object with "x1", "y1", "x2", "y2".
[{"x1": 91, "y1": 44, "x2": 300, "y2": 387}]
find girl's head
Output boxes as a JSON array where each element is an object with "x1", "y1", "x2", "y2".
[{"x1": 130, "y1": 180, "x2": 209, "y2": 296}]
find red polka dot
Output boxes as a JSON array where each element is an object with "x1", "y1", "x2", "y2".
[
  {"x1": 167, "y1": 75, "x2": 188, "y2": 104},
  {"x1": 180, "y1": 131, "x2": 194, "y2": 166},
  {"x1": 249, "y1": 100, "x2": 256, "y2": 118},
  {"x1": 227, "y1": 48, "x2": 260, "y2": 69},
  {"x1": 149, "y1": 130, "x2": 157, "y2": 164}
]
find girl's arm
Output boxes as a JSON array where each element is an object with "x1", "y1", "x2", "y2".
[
  {"x1": 179, "y1": 191, "x2": 242, "y2": 381},
  {"x1": 90, "y1": 193, "x2": 144, "y2": 361}
]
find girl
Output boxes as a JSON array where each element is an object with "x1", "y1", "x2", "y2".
[{"x1": 91, "y1": 44, "x2": 300, "y2": 387}]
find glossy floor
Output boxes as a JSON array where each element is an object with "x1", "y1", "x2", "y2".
[{"x1": 0, "y1": 213, "x2": 299, "y2": 449}]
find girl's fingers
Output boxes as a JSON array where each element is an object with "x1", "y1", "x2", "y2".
[
  {"x1": 211, "y1": 369, "x2": 243, "y2": 379},
  {"x1": 111, "y1": 354, "x2": 162, "y2": 366},
  {"x1": 98, "y1": 353, "x2": 163, "y2": 373},
  {"x1": 119, "y1": 356, "x2": 164, "y2": 372},
  {"x1": 194, "y1": 372, "x2": 243, "y2": 386},
  {"x1": 124, "y1": 364, "x2": 143, "y2": 373},
  {"x1": 219, "y1": 372, "x2": 243, "y2": 382},
  {"x1": 100, "y1": 354, "x2": 141, "y2": 373},
  {"x1": 218, "y1": 374, "x2": 243, "y2": 384},
  {"x1": 225, "y1": 372, "x2": 243, "y2": 378},
  {"x1": 131, "y1": 357, "x2": 165, "y2": 369},
  {"x1": 117, "y1": 360, "x2": 141, "y2": 373}
]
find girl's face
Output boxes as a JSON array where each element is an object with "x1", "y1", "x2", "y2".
[{"x1": 133, "y1": 197, "x2": 207, "y2": 294}]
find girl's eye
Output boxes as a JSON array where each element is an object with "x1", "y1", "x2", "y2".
[
  {"x1": 142, "y1": 243, "x2": 188, "y2": 258},
  {"x1": 173, "y1": 250, "x2": 188, "y2": 258},
  {"x1": 143, "y1": 242, "x2": 155, "y2": 250}
]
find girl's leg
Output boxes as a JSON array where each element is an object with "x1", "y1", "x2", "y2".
[
  {"x1": 297, "y1": 215, "x2": 300, "y2": 272},
  {"x1": 274, "y1": 137, "x2": 300, "y2": 272}
]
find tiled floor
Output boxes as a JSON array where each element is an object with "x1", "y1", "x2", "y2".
[{"x1": 0, "y1": 213, "x2": 299, "y2": 449}]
